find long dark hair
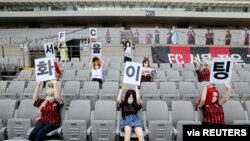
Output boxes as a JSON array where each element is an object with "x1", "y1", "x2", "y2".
[
  {"x1": 124, "y1": 89, "x2": 137, "y2": 106},
  {"x1": 123, "y1": 40, "x2": 131, "y2": 51},
  {"x1": 142, "y1": 57, "x2": 150, "y2": 67}
]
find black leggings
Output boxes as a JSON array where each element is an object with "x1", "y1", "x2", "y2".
[
  {"x1": 124, "y1": 56, "x2": 132, "y2": 63},
  {"x1": 92, "y1": 78, "x2": 103, "y2": 85}
]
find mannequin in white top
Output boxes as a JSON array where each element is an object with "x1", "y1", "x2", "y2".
[
  {"x1": 90, "y1": 57, "x2": 104, "y2": 85},
  {"x1": 123, "y1": 40, "x2": 133, "y2": 63}
]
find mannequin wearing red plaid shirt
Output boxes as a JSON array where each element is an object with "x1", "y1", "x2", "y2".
[
  {"x1": 196, "y1": 84, "x2": 231, "y2": 125},
  {"x1": 28, "y1": 80, "x2": 63, "y2": 141}
]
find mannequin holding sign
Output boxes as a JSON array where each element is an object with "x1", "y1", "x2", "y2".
[
  {"x1": 196, "y1": 83, "x2": 231, "y2": 125},
  {"x1": 141, "y1": 57, "x2": 156, "y2": 82},
  {"x1": 117, "y1": 84, "x2": 144, "y2": 141},
  {"x1": 57, "y1": 41, "x2": 69, "y2": 62},
  {"x1": 90, "y1": 57, "x2": 104, "y2": 85}
]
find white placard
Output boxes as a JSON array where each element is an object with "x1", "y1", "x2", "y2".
[
  {"x1": 44, "y1": 42, "x2": 55, "y2": 58},
  {"x1": 89, "y1": 28, "x2": 97, "y2": 39},
  {"x1": 35, "y1": 57, "x2": 55, "y2": 82},
  {"x1": 123, "y1": 62, "x2": 142, "y2": 86},
  {"x1": 209, "y1": 58, "x2": 233, "y2": 84},
  {"x1": 91, "y1": 42, "x2": 102, "y2": 57},
  {"x1": 58, "y1": 32, "x2": 65, "y2": 42}
]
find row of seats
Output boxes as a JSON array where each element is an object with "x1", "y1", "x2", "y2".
[
  {"x1": 1, "y1": 80, "x2": 250, "y2": 109},
  {"x1": 0, "y1": 57, "x2": 20, "y2": 74},
  {"x1": 0, "y1": 99, "x2": 249, "y2": 141}
]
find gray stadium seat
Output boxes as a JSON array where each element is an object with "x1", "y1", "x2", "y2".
[
  {"x1": 140, "y1": 82, "x2": 160, "y2": 109},
  {"x1": 61, "y1": 81, "x2": 80, "y2": 106},
  {"x1": 0, "y1": 99, "x2": 16, "y2": 141},
  {"x1": 231, "y1": 71, "x2": 240, "y2": 82},
  {"x1": 60, "y1": 62, "x2": 72, "y2": 70},
  {"x1": 215, "y1": 83, "x2": 239, "y2": 99},
  {"x1": 2, "y1": 81, "x2": 26, "y2": 99},
  {"x1": 7, "y1": 99, "x2": 38, "y2": 139},
  {"x1": 238, "y1": 71, "x2": 250, "y2": 82},
  {"x1": 183, "y1": 64, "x2": 195, "y2": 71},
  {"x1": 20, "y1": 81, "x2": 43, "y2": 100},
  {"x1": 181, "y1": 71, "x2": 197, "y2": 82},
  {"x1": 146, "y1": 101, "x2": 173, "y2": 141},
  {"x1": 160, "y1": 63, "x2": 171, "y2": 71},
  {"x1": 244, "y1": 64, "x2": 250, "y2": 72},
  {"x1": 80, "y1": 81, "x2": 99, "y2": 109},
  {"x1": 153, "y1": 70, "x2": 167, "y2": 83},
  {"x1": 245, "y1": 100, "x2": 250, "y2": 120},
  {"x1": 16, "y1": 70, "x2": 33, "y2": 81},
  {"x1": 105, "y1": 70, "x2": 120, "y2": 82},
  {"x1": 75, "y1": 70, "x2": 90, "y2": 85},
  {"x1": 171, "y1": 101, "x2": 201, "y2": 141},
  {"x1": 72, "y1": 62, "x2": 84, "y2": 70},
  {"x1": 89, "y1": 100, "x2": 116, "y2": 141},
  {"x1": 233, "y1": 64, "x2": 244, "y2": 72},
  {"x1": 233, "y1": 82, "x2": 250, "y2": 100},
  {"x1": 223, "y1": 100, "x2": 247, "y2": 124},
  {"x1": 166, "y1": 71, "x2": 182, "y2": 82},
  {"x1": 5, "y1": 57, "x2": 19, "y2": 73},
  {"x1": 70, "y1": 57, "x2": 80, "y2": 63},
  {"x1": 109, "y1": 62, "x2": 121, "y2": 71},
  {"x1": 62, "y1": 100, "x2": 91, "y2": 141},
  {"x1": 0, "y1": 81, "x2": 8, "y2": 94},
  {"x1": 160, "y1": 82, "x2": 180, "y2": 109},
  {"x1": 60, "y1": 70, "x2": 76, "y2": 81},
  {"x1": 178, "y1": 82, "x2": 199, "y2": 104},
  {"x1": 100, "y1": 82, "x2": 119, "y2": 101},
  {"x1": 171, "y1": 64, "x2": 183, "y2": 71},
  {"x1": 0, "y1": 58, "x2": 8, "y2": 73},
  {"x1": 196, "y1": 81, "x2": 209, "y2": 96}
]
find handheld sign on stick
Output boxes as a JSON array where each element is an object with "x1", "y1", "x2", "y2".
[
  {"x1": 58, "y1": 32, "x2": 65, "y2": 42},
  {"x1": 44, "y1": 42, "x2": 55, "y2": 58},
  {"x1": 123, "y1": 62, "x2": 142, "y2": 86},
  {"x1": 35, "y1": 57, "x2": 55, "y2": 82}
]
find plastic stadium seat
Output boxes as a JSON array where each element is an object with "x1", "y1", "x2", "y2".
[
  {"x1": 72, "y1": 62, "x2": 84, "y2": 70},
  {"x1": 61, "y1": 81, "x2": 80, "y2": 106},
  {"x1": 80, "y1": 81, "x2": 99, "y2": 109},
  {"x1": 171, "y1": 64, "x2": 184, "y2": 71},
  {"x1": 0, "y1": 58, "x2": 8, "y2": 73},
  {"x1": 5, "y1": 57, "x2": 19, "y2": 73},
  {"x1": 0, "y1": 81, "x2": 8, "y2": 94},
  {"x1": 75, "y1": 70, "x2": 90, "y2": 85},
  {"x1": 62, "y1": 100, "x2": 91, "y2": 141},
  {"x1": 166, "y1": 71, "x2": 182, "y2": 82},
  {"x1": 183, "y1": 64, "x2": 195, "y2": 71},
  {"x1": 159, "y1": 63, "x2": 171, "y2": 71},
  {"x1": 244, "y1": 64, "x2": 250, "y2": 71},
  {"x1": 238, "y1": 71, "x2": 250, "y2": 82},
  {"x1": 233, "y1": 64, "x2": 244, "y2": 72},
  {"x1": 159, "y1": 82, "x2": 180, "y2": 109},
  {"x1": 20, "y1": 81, "x2": 43, "y2": 100},
  {"x1": 153, "y1": 70, "x2": 167, "y2": 83},
  {"x1": 233, "y1": 82, "x2": 250, "y2": 100},
  {"x1": 105, "y1": 70, "x2": 120, "y2": 82},
  {"x1": 181, "y1": 71, "x2": 197, "y2": 82},
  {"x1": 16, "y1": 70, "x2": 33, "y2": 81},
  {"x1": 140, "y1": 82, "x2": 160, "y2": 109},
  {"x1": 223, "y1": 100, "x2": 247, "y2": 124},
  {"x1": 109, "y1": 62, "x2": 121, "y2": 71},
  {"x1": 2, "y1": 81, "x2": 26, "y2": 99},
  {"x1": 7, "y1": 99, "x2": 38, "y2": 139},
  {"x1": 99, "y1": 82, "x2": 119, "y2": 101},
  {"x1": 171, "y1": 101, "x2": 201, "y2": 141},
  {"x1": 89, "y1": 100, "x2": 116, "y2": 141},
  {"x1": 70, "y1": 57, "x2": 80, "y2": 63},
  {"x1": 60, "y1": 70, "x2": 76, "y2": 81},
  {"x1": 0, "y1": 99, "x2": 16, "y2": 141},
  {"x1": 60, "y1": 62, "x2": 72, "y2": 70},
  {"x1": 231, "y1": 71, "x2": 240, "y2": 82},
  {"x1": 146, "y1": 101, "x2": 173, "y2": 141},
  {"x1": 245, "y1": 101, "x2": 250, "y2": 120},
  {"x1": 178, "y1": 82, "x2": 199, "y2": 104}
]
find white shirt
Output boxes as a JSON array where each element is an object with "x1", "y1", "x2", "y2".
[
  {"x1": 91, "y1": 68, "x2": 103, "y2": 80},
  {"x1": 124, "y1": 46, "x2": 132, "y2": 58}
]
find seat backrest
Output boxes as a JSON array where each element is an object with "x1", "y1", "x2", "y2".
[
  {"x1": 182, "y1": 71, "x2": 195, "y2": 80},
  {"x1": 141, "y1": 82, "x2": 158, "y2": 95},
  {"x1": 109, "y1": 62, "x2": 121, "y2": 70},
  {"x1": 7, "y1": 81, "x2": 26, "y2": 94},
  {"x1": 197, "y1": 82, "x2": 209, "y2": 96},
  {"x1": 167, "y1": 71, "x2": 181, "y2": 79},
  {"x1": 171, "y1": 64, "x2": 183, "y2": 71},
  {"x1": 60, "y1": 62, "x2": 72, "y2": 70},
  {"x1": 233, "y1": 64, "x2": 244, "y2": 71},
  {"x1": 0, "y1": 81, "x2": 8, "y2": 93},
  {"x1": 17, "y1": 70, "x2": 32, "y2": 80},
  {"x1": 146, "y1": 101, "x2": 169, "y2": 121},
  {"x1": 67, "y1": 100, "x2": 91, "y2": 126},
  {"x1": 223, "y1": 100, "x2": 246, "y2": 124},
  {"x1": 172, "y1": 101, "x2": 195, "y2": 125},
  {"x1": 160, "y1": 63, "x2": 171, "y2": 71},
  {"x1": 184, "y1": 64, "x2": 195, "y2": 71},
  {"x1": 61, "y1": 70, "x2": 76, "y2": 78},
  {"x1": 93, "y1": 100, "x2": 116, "y2": 120},
  {"x1": 106, "y1": 70, "x2": 120, "y2": 78},
  {"x1": 245, "y1": 100, "x2": 250, "y2": 119},
  {"x1": 72, "y1": 62, "x2": 84, "y2": 70},
  {"x1": 154, "y1": 71, "x2": 166, "y2": 79},
  {"x1": 63, "y1": 81, "x2": 80, "y2": 95},
  {"x1": 82, "y1": 81, "x2": 99, "y2": 95},
  {"x1": 238, "y1": 71, "x2": 250, "y2": 80},
  {"x1": 0, "y1": 99, "x2": 16, "y2": 126},
  {"x1": 76, "y1": 70, "x2": 90, "y2": 80},
  {"x1": 159, "y1": 82, "x2": 177, "y2": 95},
  {"x1": 179, "y1": 82, "x2": 196, "y2": 95},
  {"x1": 233, "y1": 82, "x2": 250, "y2": 95},
  {"x1": 102, "y1": 82, "x2": 119, "y2": 95},
  {"x1": 24, "y1": 81, "x2": 40, "y2": 94},
  {"x1": 16, "y1": 99, "x2": 39, "y2": 125}
]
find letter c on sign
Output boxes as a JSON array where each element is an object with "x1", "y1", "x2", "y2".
[{"x1": 91, "y1": 29, "x2": 96, "y2": 36}]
